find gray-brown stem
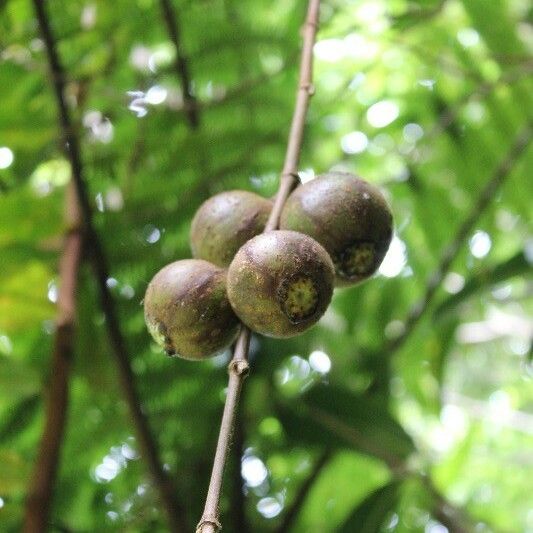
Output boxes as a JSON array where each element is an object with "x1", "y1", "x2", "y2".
[{"x1": 196, "y1": 1, "x2": 321, "y2": 531}]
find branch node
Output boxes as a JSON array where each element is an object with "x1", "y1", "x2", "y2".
[
  {"x1": 281, "y1": 171, "x2": 300, "y2": 181},
  {"x1": 300, "y1": 82, "x2": 315, "y2": 95},
  {"x1": 228, "y1": 359, "x2": 250, "y2": 378},
  {"x1": 196, "y1": 516, "x2": 222, "y2": 533}
]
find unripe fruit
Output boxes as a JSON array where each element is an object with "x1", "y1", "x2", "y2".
[
  {"x1": 227, "y1": 230, "x2": 335, "y2": 338},
  {"x1": 190, "y1": 190, "x2": 273, "y2": 268},
  {"x1": 280, "y1": 172, "x2": 393, "y2": 286},
  {"x1": 144, "y1": 259, "x2": 240, "y2": 360}
]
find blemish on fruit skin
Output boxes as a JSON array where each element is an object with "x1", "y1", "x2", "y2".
[
  {"x1": 339, "y1": 241, "x2": 376, "y2": 278},
  {"x1": 279, "y1": 275, "x2": 319, "y2": 323}
]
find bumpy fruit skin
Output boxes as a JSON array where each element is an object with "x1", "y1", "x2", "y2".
[
  {"x1": 190, "y1": 190, "x2": 273, "y2": 268},
  {"x1": 144, "y1": 259, "x2": 240, "y2": 360},
  {"x1": 280, "y1": 172, "x2": 393, "y2": 286},
  {"x1": 227, "y1": 230, "x2": 335, "y2": 338}
]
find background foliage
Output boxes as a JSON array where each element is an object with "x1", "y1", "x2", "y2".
[{"x1": 0, "y1": 0, "x2": 532, "y2": 531}]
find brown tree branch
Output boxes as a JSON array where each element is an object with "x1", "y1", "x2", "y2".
[
  {"x1": 386, "y1": 122, "x2": 531, "y2": 357},
  {"x1": 23, "y1": 183, "x2": 83, "y2": 533},
  {"x1": 32, "y1": 1, "x2": 186, "y2": 531},
  {"x1": 196, "y1": 1, "x2": 321, "y2": 531},
  {"x1": 160, "y1": 0, "x2": 199, "y2": 129},
  {"x1": 277, "y1": 450, "x2": 331, "y2": 533}
]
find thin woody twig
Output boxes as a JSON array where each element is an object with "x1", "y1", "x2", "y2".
[
  {"x1": 386, "y1": 122, "x2": 531, "y2": 357},
  {"x1": 196, "y1": 2, "x2": 321, "y2": 531},
  {"x1": 160, "y1": 0, "x2": 199, "y2": 129},
  {"x1": 23, "y1": 183, "x2": 83, "y2": 533},
  {"x1": 32, "y1": 1, "x2": 186, "y2": 530}
]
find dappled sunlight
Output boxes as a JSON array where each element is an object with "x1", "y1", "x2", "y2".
[
  {"x1": 144, "y1": 85, "x2": 168, "y2": 105},
  {"x1": 314, "y1": 34, "x2": 380, "y2": 63},
  {"x1": 93, "y1": 439, "x2": 139, "y2": 484},
  {"x1": 403, "y1": 123, "x2": 424, "y2": 143},
  {"x1": 83, "y1": 111, "x2": 114, "y2": 144},
  {"x1": 257, "y1": 495, "x2": 284, "y2": 518},
  {"x1": 367, "y1": 101, "x2": 400, "y2": 128},
  {"x1": 378, "y1": 234, "x2": 408, "y2": 278},
  {"x1": 29, "y1": 159, "x2": 70, "y2": 196},
  {"x1": 340, "y1": 131, "x2": 368, "y2": 154},
  {"x1": 276, "y1": 355, "x2": 311, "y2": 388},
  {"x1": 130, "y1": 43, "x2": 175, "y2": 74},
  {"x1": 309, "y1": 350, "x2": 331, "y2": 374},
  {"x1": 0, "y1": 147, "x2": 14, "y2": 169},
  {"x1": 0, "y1": 334, "x2": 13, "y2": 355},
  {"x1": 469, "y1": 230, "x2": 492, "y2": 259},
  {"x1": 47, "y1": 281, "x2": 58, "y2": 303},
  {"x1": 456, "y1": 307, "x2": 531, "y2": 344},
  {"x1": 457, "y1": 28, "x2": 480, "y2": 48},
  {"x1": 142, "y1": 224, "x2": 161, "y2": 244},
  {"x1": 241, "y1": 454, "x2": 268, "y2": 488},
  {"x1": 443, "y1": 272, "x2": 465, "y2": 294},
  {"x1": 299, "y1": 168, "x2": 316, "y2": 184}
]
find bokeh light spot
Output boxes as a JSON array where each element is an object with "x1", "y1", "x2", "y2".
[
  {"x1": 367, "y1": 101, "x2": 399, "y2": 128},
  {"x1": 469, "y1": 230, "x2": 492, "y2": 258},
  {"x1": 0, "y1": 147, "x2": 14, "y2": 169}
]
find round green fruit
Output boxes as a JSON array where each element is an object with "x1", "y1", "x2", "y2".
[
  {"x1": 280, "y1": 172, "x2": 393, "y2": 286},
  {"x1": 190, "y1": 190, "x2": 273, "y2": 268},
  {"x1": 227, "y1": 230, "x2": 335, "y2": 338},
  {"x1": 144, "y1": 259, "x2": 240, "y2": 360}
]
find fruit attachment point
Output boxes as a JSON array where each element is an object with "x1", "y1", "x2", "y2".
[
  {"x1": 338, "y1": 241, "x2": 376, "y2": 279},
  {"x1": 279, "y1": 275, "x2": 319, "y2": 323}
]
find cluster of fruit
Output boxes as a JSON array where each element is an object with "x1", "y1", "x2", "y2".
[{"x1": 144, "y1": 172, "x2": 393, "y2": 360}]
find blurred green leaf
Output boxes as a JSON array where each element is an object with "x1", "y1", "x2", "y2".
[
  {"x1": 1, "y1": 0, "x2": 531, "y2": 530},
  {"x1": 434, "y1": 250, "x2": 531, "y2": 318},
  {"x1": 0, "y1": 394, "x2": 40, "y2": 442},
  {"x1": 277, "y1": 384, "x2": 415, "y2": 465},
  {"x1": 0, "y1": 448, "x2": 30, "y2": 492},
  {"x1": 338, "y1": 480, "x2": 401, "y2": 533}
]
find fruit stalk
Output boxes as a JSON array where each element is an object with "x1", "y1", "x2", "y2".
[{"x1": 196, "y1": 1, "x2": 321, "y2": 531}]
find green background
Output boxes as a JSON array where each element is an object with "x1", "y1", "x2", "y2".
[{"x1": 0, "y1": 0, "x2": 531, "y2": 531}]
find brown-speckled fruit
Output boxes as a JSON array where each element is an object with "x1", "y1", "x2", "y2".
[
  {"x1": 227, "y1": 230, "x2": 335, "y2": 338},
  {"x1": 190, "y1": 190, "x2": 273, "y2": 267},
  {"x1": 280, "y1": 172, "x2": 393, "y2": 286},
  {"x1": 144, "y1": 259, "x2": 240, "y2": 360}
]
